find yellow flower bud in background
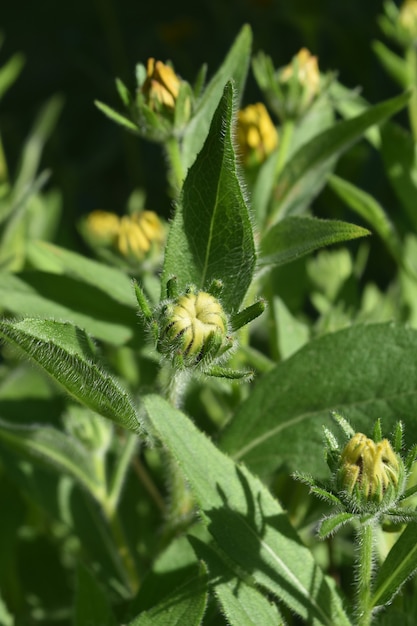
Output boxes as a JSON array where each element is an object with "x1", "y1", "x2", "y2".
[
  {"x1": 82, "y1": 208, "x2": 165, "y2": 265},
  {"x1": 399, "y1": 0, "x2": 417, "y2": 37},
  {"x1": 142, "y1": 58, "x2": 181, "y2": 110},
  {"x1": 116, "y1": 211, "x2": 165, "y2": 261},
  {"x1": 158, "y1": 290, "x2": 229, "y2": 366},
  {"x1": 337, "y1": 432, "x2": 404, "y2": 509},
  {"x1": 237, "y1": 102, "x2": 278, "y2": 166},
  {"x1": 280, "y1": 47, "x2": 320, "y2": 113},
  {"x1": 84, "y1": 210, "x2": 120, "y2": 244}
]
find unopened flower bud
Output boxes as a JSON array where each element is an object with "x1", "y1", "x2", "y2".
[
  {"x1": 337, "y1": 432, "x2": 404, "y2": 511},
  {"x1": 142, "y1": 58, "x2": 181, "y2": 111},
  {"x1": 399, "y1": 0, "x2": 417, "y2": 38},
  {"x1": 237, "y1": 103, "x2": 278, "y2": 167},
  {"x1": 279, "y1": 48, "x2": 320, "y2": 118},
  {"x1": 116, "y1": 211, "x2": 165, "y2": 261},
  {"x1": 281, "y1": 48, "x2": 320, "y2": 94},
  {"x1": 84, "y1": 210, "x2": 120, "y2": 244},
  {"x1": 157, "y1": 290, "x2": 229, "y2": 367}
]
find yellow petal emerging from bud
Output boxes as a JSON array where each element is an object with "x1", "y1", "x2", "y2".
[
  {"x1": 158, "y1": 291, "x2": 228, "y2": 366},
  {"x1": 142, "y1": 58, "x2": 181, "y2": 110},
  {"x1": 237, "y1": 102, "x2": 278, "y2": 166},
  {"x1": 84, "y1": 210, "x2": 120, "y2": 243},
  {"x1": 116, "y1": 211, "x2": 165, "y2": 260}
]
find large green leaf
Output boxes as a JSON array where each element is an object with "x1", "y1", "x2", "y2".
[
  {"x1": 26, "y1": 240, "x2": 137, "y2": 308},
  {"x1": 162, "y1": 82, "x2": 255, "y2": 312},
  {"x1": 0, "y1": 271, "x2": 141, "y2": 346},
  {"x1": 371, "y1": 523, "x2": 417, "y2": 610},
  {"x1": 0, "y1": 319, "x2": 141, "y2": 433},
  {"x1": 180, "y1": 25, "x2": 252, "y2": 174},
  {"x1": 128, "y1": 562, "x2": 208, "y2": 626},
  {"x1": 142, "y1": 394, "x2": 350, "y2": 626},
  {"x1": 258, "y1": 216, "x2": 370, "y2": 268},
  {"x1": 270, "y1": 90, "x2": 410, "y2": 222},
  {"x1": 190, "y1": 537, "x2": 284, "y2": 626},
  {"x1": 220, "y1": 323, "x2": 417, "y2": 478}
]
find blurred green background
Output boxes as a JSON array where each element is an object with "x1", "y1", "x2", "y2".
[{"x1": 1, "y1": 0, "x2": 397, "y2": 248}]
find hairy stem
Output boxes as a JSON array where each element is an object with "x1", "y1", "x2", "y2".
[
  {"x1": 356, "y1": 520, "x2": 375, "y2": 626},
  {"x1": 165, "y1": 136, "x2": 184, "y2": 194}
]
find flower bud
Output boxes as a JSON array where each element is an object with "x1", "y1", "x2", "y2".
[
  {"x1": 337, "y1": 432, "x2": 405, "y2": 511},
  {"x1": 157, "y1": 290, "x2": 229, "y2": 367},
  {"x1": 399, "y1": 0, "x2": 417, "y2": 38},
  {"x1": 83, "y1": 210, "x2": 120, "y2": 244},
  {"x1": 237, "y1": 103, "x2": 278, "y2": 167},
  {"x1": 116, "y1": 211, "x2": 165, "y2": 261},
  {"x1": 279, "y1": 48, "x2": 320, "y2": 118},
  {"x1": 142, "y1": 58, "x2": 181, "y2": 111},
  {"x1": 64, "y1": 407, "x2": 113, "y2": 455}
]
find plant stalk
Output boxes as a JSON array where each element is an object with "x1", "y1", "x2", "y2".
[
  {"x1": 165, "y1": 136, "x2": 184, "y2": 194},
  {"x1": 356, "y1": 520, "x2": 375, "y2": 626}
]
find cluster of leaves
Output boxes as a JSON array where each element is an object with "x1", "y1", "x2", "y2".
[{"x1": 2, "y1": 12, "x2": 417, "y2": 626}]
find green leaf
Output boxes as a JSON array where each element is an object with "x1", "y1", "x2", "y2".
[
  {"x1": 143, "y1": 394, "x2": 350, "y2": 626},
  {"x1": 372, "y1": 40, "x2": 409, "y2": 89},
  {"x1": 220, "y1": 323, "x2": 417, "y2": 478},
  {"x1": 380, "y1": 121, "x2": 417, "y2": 232},
  {"x1": 258, "y1": 216, "x2": 370, "y2": 268},
  {"x1": 94, "y1": 100, "x2": 139, "y2": 133},
  {"x1": 0, "y1": 52, "x2": 25, "y2": 100},
  {"x1": 327, "y1": 174, "x2": 402, "y2": 263},
  {"x1": 0, "y1": 418, "x2": 101, "y2": 496},
  {"x1": 14, "y1": 95, "x2": 64, "y2": 195},
  {"x1": 0, "y1": 319, "x2": 141, "y2": 433},
  {"x1": 180, "y1": 24, "x2": 252, "y2": 173},
  {"x1": 128, "y1": 561, "x2": 208, "y2": 626},
  {"x1": 271, "y1": 90, "x2": 410, "y2": 221},
  {"x1": 26, "y1": 241, "x2": 137, "y2": 308},
  {"x1": 74, "y1": 563, "x2": 117, "y2": 626},
  {"x1": 190, "y1": 537, "x2": 284, "y2": 626},
  {"x1": 371, "y1": 523, "x2": 417, "y2": 609},
  {"x1": 273, "y1": 297, "x2": 309, "y2": 360},
  {"x1": 0, "y1": 271, "x2": 141, "y2": 346},
  {"x1": 162, "y1": 82, "x2": 256, "y2": 312}
]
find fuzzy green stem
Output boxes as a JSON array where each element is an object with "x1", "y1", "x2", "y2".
[
  {"x1": 107, "y1": 432, "x2": 138, "y2": 514},
  {"x1": 356, "y1": 521, "x2": 375, "y2": 626},
  {"x1": 165, "y1": 136, "x2": 184, "y2": 194},
  {"x1": 275, "y1": 118, "x2": 295, "y2": 178}
]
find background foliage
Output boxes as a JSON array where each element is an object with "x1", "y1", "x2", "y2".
[{"x1": 2, "y1": 2, "x2": 417, "y2": 625}]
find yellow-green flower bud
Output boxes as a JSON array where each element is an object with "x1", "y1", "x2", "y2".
[
  {"x1": 142, "y1": 58, "x2": 181, "y2": 111},
  {"x1": 158, "y1": 290, "x2": 229, "y2": 367},
  {"x1": 399, "y1": 0, "x2": 417, "y2": 38},
  {"x1": 337, "y1": 432, "x2": 405, "y2": 511},
  {"x1": 281, "y1": 48, "x2": 320, "y2": 96},
  {"x1": 279, "y1": 48, "x2": 321, "y2": 118},
  {"x1": 237, "y1": 102, "x2": 278, "y2": 167}
]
